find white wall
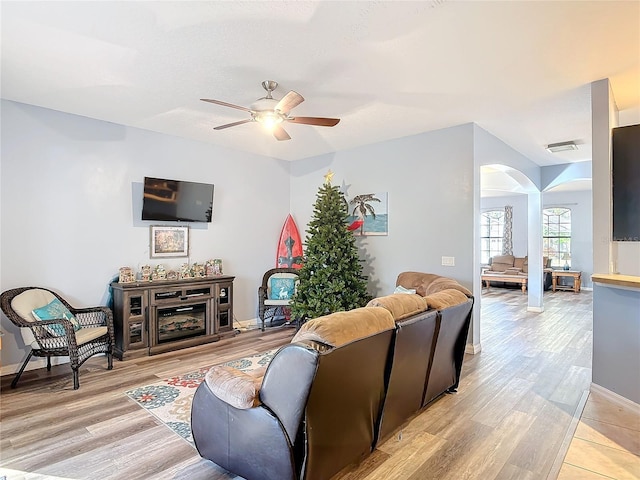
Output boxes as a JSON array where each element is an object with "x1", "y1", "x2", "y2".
[
  {"x1": 0, "y1": 100, "x2": 291, "y2": 372},
  {"x1": 290, "y1": 124, "x2": 476, "y2": 298}
]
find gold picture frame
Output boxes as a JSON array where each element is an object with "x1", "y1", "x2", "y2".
[{"x1": 150, "y1": 225, "x2": 189, "y2": 258}]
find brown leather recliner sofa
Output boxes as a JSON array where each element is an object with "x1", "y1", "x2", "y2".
[
  {"x1": 375, "y1": 272, "x2": 474, "y2": 442},
  {"x1": 191, "y1": 272, "x2": 474, "y2": 480}
]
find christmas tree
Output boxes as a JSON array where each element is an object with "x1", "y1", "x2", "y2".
[{"x1": 290, "y1": 171, "x2": 370, "y2": 322}]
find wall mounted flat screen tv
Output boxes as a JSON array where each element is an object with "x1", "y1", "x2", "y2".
[
  {"x1": 612, "y1": 123, "x2": 640, "y2": 241},
  {"x1": 142, "y1": 177, "x2": 214, "y2": 223}
]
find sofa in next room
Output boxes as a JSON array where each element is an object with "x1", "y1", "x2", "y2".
[{"x1": 482, "y1": 254, "x2": 553, "y2": 292}]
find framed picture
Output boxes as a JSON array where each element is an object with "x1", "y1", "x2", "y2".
[
  {"x1": 150, "y1": 226, "x2": 189, "y2": 258},
  {"x1": 347, "y1": 192, "x2": 389, "y2": 236}
]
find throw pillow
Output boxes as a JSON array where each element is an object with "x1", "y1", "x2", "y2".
[
  {"x1": 32, "y1": 298, "x2": 81, "y2": 336},
  {"x1": 393, "y1": 285, "x2": 417, "y2": 294},
  {"x1": 270, "y1": 277, "x2": 295, "y2": 300}
]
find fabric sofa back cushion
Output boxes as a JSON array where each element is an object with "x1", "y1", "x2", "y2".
[
  {"x1": 366, "y1": 294, "x2": 427, "y2": 321},
  {"x1": 291, "y1": 307, "x2": 395, "y2": 348},
  {"x1": 424, "y1": 289, "x2": 470, "y2": 310},
  {"x1": 489, "y1": 254, "x2": 515, "y2": 272},
  {"x1": 396, "y1": 272, "x2": 472, "y2": 298},
  {"x1": 522, "y1": 256, "x2": 550, "y2": 273}
]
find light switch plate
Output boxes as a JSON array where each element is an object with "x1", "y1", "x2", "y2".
[{"x1": 442, "y1": 256, "x2": 455, "y2": 266}]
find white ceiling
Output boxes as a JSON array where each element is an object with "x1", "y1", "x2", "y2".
[
  {"x1": 480, "y1": 165, "x2": 592, "y2": 198},
  {"x1": 1, "y1": 1, "x2": 639, "y2": 170}
]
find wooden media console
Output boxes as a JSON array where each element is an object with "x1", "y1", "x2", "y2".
[{"x1": 111, "y1": 276, "x2": 235, "y2": 359}]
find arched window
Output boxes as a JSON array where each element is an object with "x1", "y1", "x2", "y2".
[
  {"x1": 543, "y1": 208, "x2": 572, "y2": 268},
  {"x1": 480, "y1": 210, "x2": 505, "y2": 264}
]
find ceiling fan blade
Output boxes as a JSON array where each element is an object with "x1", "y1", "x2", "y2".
[
  {"x1": 275, "y1": 91, "x2": 304, "y2": 114},
  {"x1": 213, "y1": 119, "x2": 253, "y2": 130},
  {"x1": 288, "y1": 117, "x2": 340, "y2": 127},
  {"x1": 273, "y1": 124, "x2": 291, "y2": 141},
  {"x1": 201, "y1": 98, "x2": 253, "y2": 113}
]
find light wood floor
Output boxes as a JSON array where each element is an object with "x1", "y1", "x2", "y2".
[{"x1": 0, "y1": 288, "x2": 637, "y2": 479}]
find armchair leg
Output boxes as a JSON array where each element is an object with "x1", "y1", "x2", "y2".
[
  {"x1": 107, "y1": 352, "x2": 113, "y2": 370},
  {"x1": 72, "y1": 369, "x2": 80, "y2": 390},
  {"x1": 47, "y1": 355, "x2": 52, "y2": 371},
  {"x1": 11, "y1": 350, "x2": 34, "y2": 388}
]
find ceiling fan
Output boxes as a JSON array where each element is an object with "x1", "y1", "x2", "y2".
[{"x1": 201, "y1": 80, "x2": 340, "y2": 141}]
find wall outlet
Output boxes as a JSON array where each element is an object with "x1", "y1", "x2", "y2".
[{"x1": 442, "y1": 256, "x2": 455, "y2": 266}]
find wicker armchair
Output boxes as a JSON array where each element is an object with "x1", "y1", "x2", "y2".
[
  {"x1": 258, "y1": 268, "x2": 299, "y2": 331},
  {"x1": 0, "y1": 287, "x2": 114, "y2": 389}
]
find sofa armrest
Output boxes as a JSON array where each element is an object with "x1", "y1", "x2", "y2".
[
  {"x1": 204, "y1": 365, "x2": 262, "y2": 410},
  {"x1": 260, "y1": 344, "x2": 319, "y2": 444}
]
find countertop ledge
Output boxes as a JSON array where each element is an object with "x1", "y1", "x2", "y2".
[{"x1": 591, "y1": 273, "x2": 640, "y2": 289}]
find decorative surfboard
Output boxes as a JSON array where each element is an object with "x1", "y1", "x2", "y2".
[{"x1": 276, "y1": 214, "x2": 303, "y2": 269}]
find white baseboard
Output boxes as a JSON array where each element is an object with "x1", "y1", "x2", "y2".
[
  {"x1": 465, "y1": 343, "x2": 482, "y2": 354},
  {"x1": 1, "y1": 355, "x2": 71, "y2": 378},
  {"x1": 233, "y1": 317, "x2": 260, "y2": 331},
  {"x1": 590, "y1": 383, "x2": 640, "y2": 414}
]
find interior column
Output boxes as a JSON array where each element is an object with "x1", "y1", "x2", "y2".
[{"x1": 527, "y1": 190, "x2": 544, "y2": 312}]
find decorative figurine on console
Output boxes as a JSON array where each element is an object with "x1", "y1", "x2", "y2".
[
  {"x1": 205, "y1": 259, "x2": 223, "y2": 276},
  {"x1": 119, "y1": 267, "x2": 135, "y2": 284},
  {"x1": 192, "y1": 263, "x2": 205, "y2": 278},
  {"x1": 214, "y1": 258, "x2": 223, "y2": 275},
  {"x1": 205, "y1": 259, "x2": 215, "y2": 277},
  {"x1": 152, "y1": 264, "x2": 167, "y2": 281},
  {"x1": 140, "y1": 265, "x2": 152, "y2": 282},
  {"x1": 166, "y1": 270, "x2": 179, "y2": 281},
  {"x1": 180, "y1": 263, "x2": 193, "y2": 279}
]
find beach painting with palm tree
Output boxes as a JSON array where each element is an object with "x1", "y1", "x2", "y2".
[{"x1": 347, "y1": 192, "x2": 388, "y2": 236}]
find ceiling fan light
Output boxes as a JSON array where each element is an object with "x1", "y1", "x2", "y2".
[
  {"x1": 546, "y1": 141, "x2": 578, "y2": 153},
  {"x1": 255, "y1": 111, "x2": 284, "y2": 129}
]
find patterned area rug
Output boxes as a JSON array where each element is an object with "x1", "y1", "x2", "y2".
[{"x1": 125, "y1": 349, "x2": 278, "y2": 446}]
